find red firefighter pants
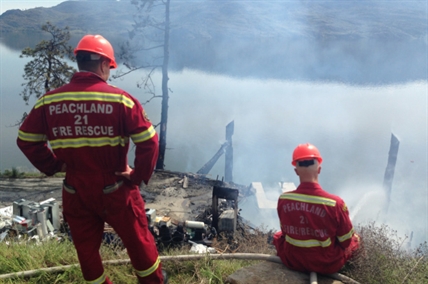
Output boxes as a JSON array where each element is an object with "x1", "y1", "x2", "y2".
[
  {"x1": 62, "y1": 173, "x2": 163, "y2": 283},
  {"x1": 273, "y1": 231, "x2": 360, "y2": 274}
]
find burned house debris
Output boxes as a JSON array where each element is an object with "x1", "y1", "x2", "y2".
[
  {"x1": 145, "y1": 180, "x2": 244, "y2": 251},
  {"x1": 0, "y1": 170, "x2": 285, "y2": 261},
  {"x1": 0, "y1": 172, "x2": 269, "y2": 254},
  {"x1": 0, "y1": 198, "x2": 61, "y2": 241}
]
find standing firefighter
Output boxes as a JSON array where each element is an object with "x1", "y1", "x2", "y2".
[
  {"x1": 17, "y1": 35, "x2": 166, "y2": 284},
  {"x1": 273, "y1": 143, "x2": 360, "y2": 274}
]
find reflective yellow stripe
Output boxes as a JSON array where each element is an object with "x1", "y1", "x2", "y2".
[
  {"x1": 50, "y1": 136, "x2": 128, "y2": 149},
  {"x1": 338, "y1": 228, "x2": 354, "y2": 242},
  {"x1": 279, "y1": 193, "x2": 336, "y2": 207},
  {"x1": 34, "y1": 92, "x2": 135, "y2": 109},
  {"x1": 135, "y1": 257, "x2": 160, "y2": 278},
  {"x1": 86, "y1": 271, "x2": 106, "y2": 284},
  {"x1": 285, "y1": 235, "x2": 332, "y2": 248},
  {"x1": 130, "y1": 125, "x2": 156, "y2": 143},
  {"x1": 18, "y1": 130, "x2": 47, "y2": 142}
]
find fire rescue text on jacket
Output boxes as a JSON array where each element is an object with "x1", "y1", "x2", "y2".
[
  {"x1": 281, "y1": 202, "x2": 327, "y2": 218},
  {"x1": 49, "y1": 103, "x2": 115, "y2": 137}
]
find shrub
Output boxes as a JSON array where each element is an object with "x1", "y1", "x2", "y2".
[
  {"x1": 342, "y1": 222, "x2": 428, "y2": 284},
  {"x1": 1, "y1": 168, "x2": 25, "y2": 178}
]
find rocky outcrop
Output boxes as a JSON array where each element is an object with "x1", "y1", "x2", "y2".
[{"x1": 226, "y1": 261, "x2": 344, "y2": 284}]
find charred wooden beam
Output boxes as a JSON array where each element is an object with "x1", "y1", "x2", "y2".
[
  {"x1": 196, "y1": 121, "x2": 234, "y2": 178},
  {"x1": 225, "y1": 121, "x2": 234, "y2": 182},
  {"x1": 383, "y1": 133, "x2": 400, "y2": 216},
  {"x1": 197, "y1": 142, "x2": 228, "y2": 175}
]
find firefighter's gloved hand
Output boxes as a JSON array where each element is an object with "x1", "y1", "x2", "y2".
[{"x1": 115, "y1": 164, "x2": 133, "y2": 180}]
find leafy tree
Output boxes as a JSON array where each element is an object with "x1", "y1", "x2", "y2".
[
  {"x1": 19, "y1": 22, "x2": 76, "y2": 105},
  {"x1": 115, "y1": 0, "x2": 171, "y2": 170}
]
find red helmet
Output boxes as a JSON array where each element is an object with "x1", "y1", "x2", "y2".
[
  {"x1": 292, "y1": 143, "x2": 323, "y2": 166},
  {"x1": 74, "y1": 35, "x2": 117, "y2": 69}
]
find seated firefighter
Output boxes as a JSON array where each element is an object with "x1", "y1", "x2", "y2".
[{"x1": 273, "y1": 143, "x2": 360, "y2": 274}]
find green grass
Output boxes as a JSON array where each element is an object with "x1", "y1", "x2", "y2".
[
  {"x1": 0, "y1": 222, "x2": 426, "y2": 283},
  {"x1": 0, "y1": 236, "x2": 258, "y2": 284}
]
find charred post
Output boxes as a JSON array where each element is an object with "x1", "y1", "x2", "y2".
[
  {"x1": 383, "y1": 133, "x2": 400, "y2": 216},
  {"x1": 225, "y1": 120, "x2": 234, "y2": 183}
]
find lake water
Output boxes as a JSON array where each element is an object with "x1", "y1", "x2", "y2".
[{"x1": 0, "y1": 41, "x2": 427, "y2": 245}]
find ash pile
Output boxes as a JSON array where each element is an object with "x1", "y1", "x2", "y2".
[
  {"x1": 127, "y1": 183, "x2": 257, "y2": 253},
  {"x1": 148, "y1": 183, "x2": 245, "y2": 251}
]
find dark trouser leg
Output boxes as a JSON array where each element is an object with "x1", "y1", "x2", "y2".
[
  {"x1": 104, "y1": 186, "x2": 163, "y2": 283},
  {"x1": 63, "y1": 191, "x2": 106, "y2": 281}
]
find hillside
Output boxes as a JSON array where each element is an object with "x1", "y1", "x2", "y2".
[
  {"x1": 1, "y1": 1, "x2": 426, "y2": 41},
  {"x1": 1, "y1": 0, "x2": 427, "y2": 84}
]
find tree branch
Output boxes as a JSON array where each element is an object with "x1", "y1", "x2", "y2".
[{"x1": 112, "y1": 64, "x2": 161, "y2": 79}]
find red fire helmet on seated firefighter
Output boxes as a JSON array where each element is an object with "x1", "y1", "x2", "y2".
[
  {"x1": 74, "y1": 34, "x2": 117, "y2": 69},
  {"x1": 292, "y1": 143, "x2": 323, "y2": 166}
]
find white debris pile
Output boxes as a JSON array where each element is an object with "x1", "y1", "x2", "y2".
[
  {"x1": 0, "y1": 198, "x2": 61, "y2": 242},
  {"x1": 188, "y1": 240, "x2": 217, "y2": 254}
]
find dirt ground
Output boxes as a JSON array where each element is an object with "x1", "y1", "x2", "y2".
[
  {"x1": 141, "y1": 170, "x2": 226, "y2": 222},
  {"x1": 0, "y1": 170, "x2": 243, "y2": 223},
  {"x1": 0, "y1": 177, "x2": 63, "y2": 208}
]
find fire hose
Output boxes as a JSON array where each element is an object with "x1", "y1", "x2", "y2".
[{"x1": 0, "y1": 253, "x2": 361, "y2": 284}]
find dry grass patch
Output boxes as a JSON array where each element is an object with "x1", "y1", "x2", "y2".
[{"x1": 342, "y1": 222, "x2": 428, "y2": 284}]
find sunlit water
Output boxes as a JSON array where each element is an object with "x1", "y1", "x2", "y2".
[{"x1": 1, "y1": 42, "x2": 427, "y2": 246}]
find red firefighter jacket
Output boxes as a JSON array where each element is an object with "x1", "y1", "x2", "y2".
[
  {"x1": 17, "y1": 72, "x2": 158, "y2": 185},
  {"x1": 276, "y1": 182, "x2": 359, "y2": 274}
]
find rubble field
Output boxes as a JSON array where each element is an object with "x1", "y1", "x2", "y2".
[
  {"x1": 0, "y1": 170, "x2": 247, "y2": 225},
  {"x1": 0, "y1": 170, "x2": 253, "y2": 250}
]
